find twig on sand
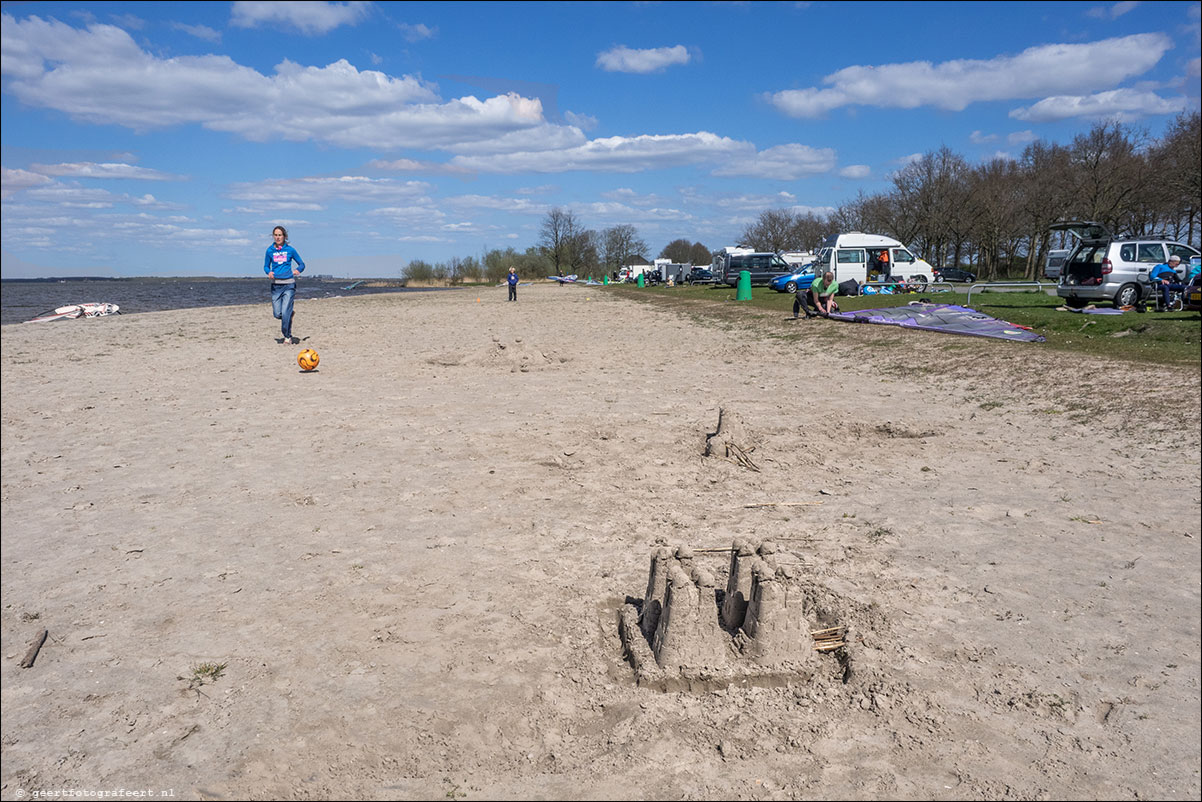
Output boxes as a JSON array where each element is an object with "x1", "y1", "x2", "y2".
[
  {"x1": 20, "y1": 628, "x2": 48, "y2": 668},
  {"x1": 743, "y1": 501, "x2": 823, "y2": 508}
]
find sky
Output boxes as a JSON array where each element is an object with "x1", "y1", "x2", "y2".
[{"x1": 2, "y1": 0, "x2": 1200, "y2": 278}]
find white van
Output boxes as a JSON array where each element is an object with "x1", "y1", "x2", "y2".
[{"x1": 811, "y1": 233, "x2": 937, "y2": 287}]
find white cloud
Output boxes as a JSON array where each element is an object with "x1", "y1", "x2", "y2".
[
  {"x1": 838, "y1": 165, "x2": 871, "y2": 179},
  {"x1": 711, "y1": 143, "x2": 837, "y2": 179},
  {"x1": 227, "y1": 176, "x2": 432, "y2": 208},
  {"x1": 564, "y1": 111, "x2": 599, "y2": 130},
  {"x1": 448, "y1": 131, "x2": 747, "y2": 174},
  {"x1": 767, "y1": 34, "x2": 1172, "y2": 117},
  {"x1": 0, "y1": 14, "x2": 582, "y2": 152},
  {"x1": 230, "y1": 1, "x2": 371, "y2": 35},
  {"x1": 596, "y1": 45, "x2": 690, "y2": 74},
  {"x1": 1087, "y1": 2, "x2": 1139, "y2": 19},
  {"x1": 969, "y1": 130, "x2": 999, "y2": 144},
  {"x1": 1007, "y1": 130, "x2": 1038, "y2": 145},
  {"x1": 171, "y1": 22, "x2": 221, "y2": 43},
  {"x1": 30, "y1": 162, "x2": 184, "y2": 181},
  {"x1": 1010, "y1": 88, "x2": 1187, "y2": 122},
  {"x1": 398, "y1": 22, "x2": 435, "y2": 42},
  {"x1": 366, "y1": 158, "x2": 472, "y2": 175},
  {"x1": 1, "y1": 167, "x2": 53, "y2": 198}
]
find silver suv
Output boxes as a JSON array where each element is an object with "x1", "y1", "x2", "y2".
[{"x1": 1052, "y1": 221, "x2": 1198, "y2": 308}]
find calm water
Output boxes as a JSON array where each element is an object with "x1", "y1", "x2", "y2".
[{"x1": 0, "y1": 277, "x2": 451, "y2": 326}]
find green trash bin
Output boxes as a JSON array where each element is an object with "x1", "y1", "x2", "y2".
[
  {"x1": 603, "y1": 276, "x2": 609, "y2": 285},
  {"x1": 637, "y1": 274, "x2": 645, "y2": 288},
  {"x1": 736, "y1": 270, "x2": 752, "y2": 301}
]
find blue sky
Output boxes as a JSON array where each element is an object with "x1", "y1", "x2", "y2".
[{"x1": 2, "y1": 0, "x2": 1199, "y2": 278}]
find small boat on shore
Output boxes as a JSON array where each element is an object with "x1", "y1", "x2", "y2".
[{"x1": 28, "y1": 302, "x2": 120, "y2": 323}]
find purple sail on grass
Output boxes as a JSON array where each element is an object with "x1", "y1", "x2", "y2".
[{"x1": 827, "y1": 303, "x2": 1045, "y2": 343}]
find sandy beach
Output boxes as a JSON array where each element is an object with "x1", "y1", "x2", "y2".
[{"x1": 2, "y1": 284, "x2": 1199, "y2": 801}]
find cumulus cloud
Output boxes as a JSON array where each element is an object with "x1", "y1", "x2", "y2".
[
  {"x1": 838, "y1": 165, "x2": 871, "y2": 179},
  {"x1": 767, "y1": 34, "x2": 1172, "y2": 117},
  {"x1": 969, "y1": 130, "x2": 999, "y2": 144},
  {"x1": 230, "y1": 1, "x2": 371, "y2": 35},
  {"x1": 0, "y1": 14, "x2": 580, "y2": 152},
  {"x1": 30, "y1": 162, "x2": 184, "y2": 181},
  {"x1": 711, "y1": 143, "x2": 837, "y2": 180},
  {"x1": 596, "y1": 45, "x2": 690, "y2": 74},
  {"x1": 1007, "y1": 130, "x2": 1038, "y2": 145},
  {"x1": 1010, "y1": 88, "x2": 1187, "y2": 121}
]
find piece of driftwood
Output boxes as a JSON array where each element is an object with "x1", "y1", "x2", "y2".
[
  {"x1": 20, "y1": 628, "x2": 48, "y2": 668},
  {"x1": 743, "y1": 501, "x2": 823, "y2": 508}
]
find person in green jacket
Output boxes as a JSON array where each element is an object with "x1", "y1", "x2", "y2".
[{"x1": 807, "y1": 271, "x2": 839, "y2": 317}]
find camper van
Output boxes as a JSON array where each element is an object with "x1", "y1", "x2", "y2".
[{"x1": 810, "y1": 233, "x2": 937, "y2": 288}]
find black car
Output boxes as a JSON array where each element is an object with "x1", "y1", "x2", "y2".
[
  {"x1": 685, "y1": 267, "x2": 717, "y2": 285},
  {"x1": 934, "y1": 267, "x2": 977, "y2": 283}
]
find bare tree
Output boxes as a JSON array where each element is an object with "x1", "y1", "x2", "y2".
[
  {"x1": 740, "y1": 209, "x2": 827, "y2": 253},
  {"x1": 602, "y1": 225, "x2": 649, "y2": 273},
  {"x1": 539, "y1": 207, "x2": 581, "y2": 275}
]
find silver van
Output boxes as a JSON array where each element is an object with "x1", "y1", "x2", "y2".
[{"x1": 1052, "y1": 221, "x2": 1198, "y2": 308}]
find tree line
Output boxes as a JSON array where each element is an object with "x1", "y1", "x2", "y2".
[{"x1": 403, "y1": 114, "x2": 1199, "y2": 284}]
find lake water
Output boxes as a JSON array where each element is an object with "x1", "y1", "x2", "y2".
[{"x1": 0, "y1": 277, "x2": 452, "y2": 326}]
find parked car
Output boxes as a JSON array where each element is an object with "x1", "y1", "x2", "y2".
[
  {"x1": 714, "y1": 249, "x2": 794, "y2": 286},
  {"x1": 933, "y1": 266, "x2": 976, "y2": 283},
  {"x1": 769, "y1": 265, "x2": 816, "y2": 293},
  {"x1": 1184, "y1": 256, "x2": 1202, "y2": 312},
  {"x1": 685, "y1": 267, "x2": 717, "y2": 285},
  {"x1": 1052, "y1": 221, "x2": 1199, "y2": 308},
  {"x1": 1044, "y1": 248, "x2": 1070, "y2": 280}
]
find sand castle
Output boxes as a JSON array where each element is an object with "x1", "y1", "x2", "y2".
[{"x1": 619, "y1": 539, "x2": 835, "y2": 690}]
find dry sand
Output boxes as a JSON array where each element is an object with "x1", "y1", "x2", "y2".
[{"x1": 2, "y1": 284, "x2": 1199, "y2": 800}]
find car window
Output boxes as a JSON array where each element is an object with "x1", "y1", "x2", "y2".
[
  {"x1": 750, "y1": 254, "x2": 772, "y2": 269},
  {"x1": 1120, "y1": 244, "x2": 1137, "y2": 261},
  {"x1": 892, "y1": 249, "x2": 915, "y2": 263},
  {"x1": 1168, "y1": 244, "x2": 1200, "y2": 261},
  {"x1": 1071, "y1": 245, "x2": 1104, "y2": 264},
  {"x1": 837, "y1": 249, "x2": 865, "y2": 264},
  {"x1": 1136, "y1": 243, "x2": 1165, "y2": 262}
]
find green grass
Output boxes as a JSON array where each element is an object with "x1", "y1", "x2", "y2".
[{"x1": 607, "y1": 283, "x2": 1201, "y2": 368}]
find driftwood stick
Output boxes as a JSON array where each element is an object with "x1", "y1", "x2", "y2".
[
  {"x1": 744, "y1": 501, "x2": 824, "y2": 508},
  {"x1": 20, "y1": 628, "x2": 48, "y2": 668},
  {"x1": 811, "y1": 627, "x2": 845, "y2": 637},
  {"x1": 813, "y1": 642, "x2": 846, "y2": 652}
]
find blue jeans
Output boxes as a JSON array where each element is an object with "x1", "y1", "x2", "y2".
[{"x1": 271, "y1": 282, "x2": 296, "y2": 338}]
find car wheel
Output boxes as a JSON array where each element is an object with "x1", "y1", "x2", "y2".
[
  {"x1": 784, "y1": 281, "x2": 798, "y2": 294},
  {"x1": 1114, "y1": 283, "x2": 1139, "y2": 308},
  {"x1": 908, "y1": 275, "x2": 928, "y2": 288}
]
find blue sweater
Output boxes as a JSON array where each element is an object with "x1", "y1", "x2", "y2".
[{"x1": 264, "y1": 244, "x2": 305, "y2": 280}]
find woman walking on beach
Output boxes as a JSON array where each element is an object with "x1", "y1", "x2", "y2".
[{"x1": 264, "y1": 226, "x2": 305, "y2": 344}]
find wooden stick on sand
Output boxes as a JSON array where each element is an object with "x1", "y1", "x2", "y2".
[{"x1": 20, "y1": 628, "x2": 48, "y2": 668}]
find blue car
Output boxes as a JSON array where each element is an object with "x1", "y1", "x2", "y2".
[{"x1": 770, "y1": 265, "x2": 816, "y2": 294}]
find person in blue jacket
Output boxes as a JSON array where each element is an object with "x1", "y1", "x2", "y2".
[
  {"x1": 1148, "y1": 254, "x2": 1182, "y2": 310},
  {"x1": 507, "y1": 266, "x2": 519, "y2": 301},
  {"x1": 264, "y1": 225, "x2": 305, "y2": 343}
]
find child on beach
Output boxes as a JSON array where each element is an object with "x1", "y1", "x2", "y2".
[
  {"x1": 264, "y1": 226, "x2": 305, "y2": 344},
  {"x1": 507, "y1": 267, "x2": 519, "y2": 301}
]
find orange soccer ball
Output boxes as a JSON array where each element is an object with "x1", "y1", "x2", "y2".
[{"x1": 297, "y1": 348, "x2": 320, "y2": 371}]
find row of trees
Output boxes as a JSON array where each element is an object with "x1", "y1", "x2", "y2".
[
  {"x1": 738, "y1": 114, "x2": 1200, "y2": 281},
  {"x1": 402, "y1": 210, "x2": 710, "y2": 284},
  {"x1": 402, "y1": 113, "x2": 1199, "y2": 285}
]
